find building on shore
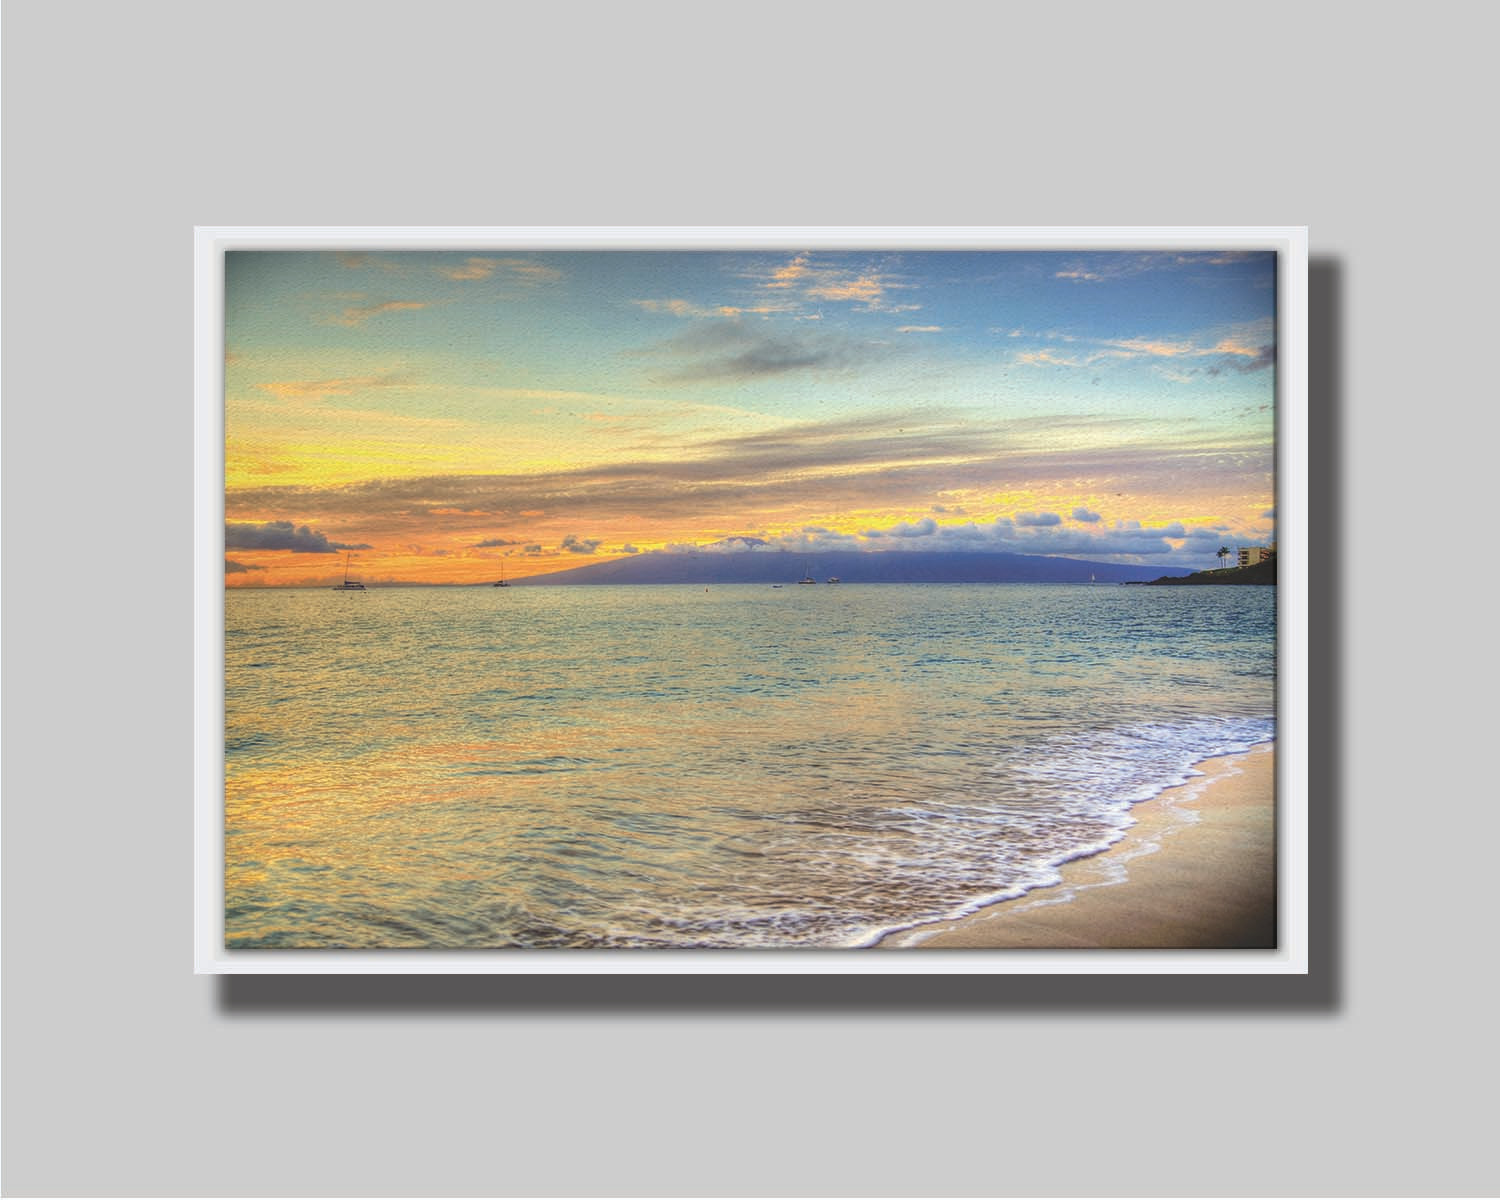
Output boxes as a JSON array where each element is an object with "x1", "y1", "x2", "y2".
[{"x1": 1237, "y1": 545, "x2": 1275, "y2": 567}]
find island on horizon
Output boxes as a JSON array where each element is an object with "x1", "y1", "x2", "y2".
[
  {"x1": 1136, "y1": 549, "x2": 1277, "y2": 586},
  {"x1": 224, "y1": 546, "x2": 1204, "y2": 588}
]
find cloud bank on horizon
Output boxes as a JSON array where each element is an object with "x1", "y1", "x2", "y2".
[{"x1": 223, "y1": 247, "x2": 1276, "y2": 584}]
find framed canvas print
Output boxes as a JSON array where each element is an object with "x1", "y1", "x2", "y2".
[{"x1": 195, "y1": 227, "x2": 1307, "y2": 974}]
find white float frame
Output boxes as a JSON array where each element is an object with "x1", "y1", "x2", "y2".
[{"x1": 195, "y1": 226, "x2": 1308, "y2": 975}]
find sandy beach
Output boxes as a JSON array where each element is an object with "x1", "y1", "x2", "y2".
[{"x1": 884, "y1": 743, "x2": 1276, "y2": 949}]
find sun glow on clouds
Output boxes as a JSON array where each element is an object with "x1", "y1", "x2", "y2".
[{"x1": 746, "y1": 253, "x2": 917, "y2": 314}]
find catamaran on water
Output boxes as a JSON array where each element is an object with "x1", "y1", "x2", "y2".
[{"x1": 331, "y1": 552, "x2": 366, "y2": 591}]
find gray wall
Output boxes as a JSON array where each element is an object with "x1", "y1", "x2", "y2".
[{"x1": 5, "y1": 2, "x2": 1495, "y2": 1195}]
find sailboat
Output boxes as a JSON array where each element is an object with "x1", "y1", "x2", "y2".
[
  {"x1": 797, "y1": 559, "x2": 817, "y2": 584},
  {"x1": 492, "y1": 560, "x2": 509, "y2": 587},
  {"x1": 331, "y1": 551, "x2": 366, "y2": 591}
]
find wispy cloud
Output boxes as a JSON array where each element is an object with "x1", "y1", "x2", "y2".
[
  {"x1": 503, "y1": 259, "x2": 562, "y2": 283},
  {"x1": 638, "y1": 318, "x2": 875, "y2": 383},
  {"x1": 807, "y1": 274, "x2": 886, "y2": 304},
  {"x1": 1015, "y1": 349, "x2": 1081, "y2": 367},
  {"x1": 1213, "y1": 337, "x2": 1261, "y2": 358},
  {"x1": 1205, "y1": 338, "x2": 1275, "y2": 373},
  {"x1": 998, "y1": 327, "x2": 1078, "y2": 342},
  {"x1": 635, "y1": 297, "x2": 713, "y2": 318},
  {"x1": 1012, "y1": 318, "x2": 1276, "y2": 378},
  {"x1": 258, "y1": 372, "x2": 412, "y2": 401},
  {"x1": 1053, "y1": 251, "x2": 1272, "y2": 284},
  {"x1": 1098, "y1": 336, "x2": 1198, "y2": 359},
  {"x1": 334, "y1": 252, "x2": 561, "y2": 285},
  {"x1": 634, "y1": 296, "x2": 808, "y2": 320},
  {"x1": 224, "y1": 559, "x2": 265, "y2": 573},
  {"x1": 764, "y1": 254, "x2": 812, "y2": 290},
  {"x1": 1208, "y1": 347, "x2": 1275, "y2": 375},
  {"x1": 747, "y1": 253, "x2": 916, "y2": 313},
  {"x1": 634, "y1": 297, "x2": 749, "y2": 319},
  {"x1": 440, "y1": 257, "x2": 498, "y2": 281},
  {"x1": 1205, "y1": 251, "x2": 1259, "y2": 266},
  {"x1": 896, "y1": 325, "x2": 943, "y2": 334},
  {"x1": 228, "y1": 410, "x2": 1270, "y2": 551},
  {"x1": 1110, "y1": 324, "x2": 1275, "y2": 377},
  {"x1": 634, "y1": 255, "x2": 922, "y2": 336},
  {"x1": 439, "y1": 257, "x2": 563, "y2": 284},
  {"x1": 330, "y1": 300, "x2": 429, "y2": 327}
]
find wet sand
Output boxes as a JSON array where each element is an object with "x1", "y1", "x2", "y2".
[{"x1": 884, "y1": 743, "x2": 1276, "y2": 949}]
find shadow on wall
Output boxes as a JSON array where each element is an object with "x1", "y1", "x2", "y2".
[{"x1": 215, "y1": 257, "x2": 1346, "y2": 1019}]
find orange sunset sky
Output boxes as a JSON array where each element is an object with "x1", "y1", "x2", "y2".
[{"x1": 224, "y1": 248, "x2": 1276, "y2": 586}]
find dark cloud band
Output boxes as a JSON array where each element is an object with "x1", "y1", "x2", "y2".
[{"x1": 225, "y1": 520, "x2": 371, "y2": 553}]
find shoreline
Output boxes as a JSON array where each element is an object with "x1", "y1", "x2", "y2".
[{"x1": 881, "y1": 742, "x2": 1276, "y2": 949}]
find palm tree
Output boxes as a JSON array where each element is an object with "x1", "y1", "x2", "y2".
[{"x1": 1217, "y1": 545, "x2": 1231, "y2": 569}]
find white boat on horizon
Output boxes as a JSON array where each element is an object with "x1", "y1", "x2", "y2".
[{"x1": 331, "y1": 552, "x2": 366, "y2": 591}]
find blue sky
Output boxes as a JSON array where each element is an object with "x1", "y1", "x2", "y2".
[{"x1": 224, "y1": 248, "x2": 1276, "y2": 583}]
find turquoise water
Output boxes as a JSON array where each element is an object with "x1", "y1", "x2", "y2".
[{"x1": 224, "y1": 583, "x2": 1275, "y2": 948}]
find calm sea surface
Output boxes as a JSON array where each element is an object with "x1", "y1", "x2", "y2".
[{"x1": 225, "y1": 583, "x2": 1275, "y2": 948}]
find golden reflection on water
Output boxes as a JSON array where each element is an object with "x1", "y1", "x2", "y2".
[{"x1": 225, "y1": 584, "x2": 1275, "y2": 947}]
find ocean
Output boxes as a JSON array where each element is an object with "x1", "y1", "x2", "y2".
[{"x1": 224, "y1": 583, "x2": 1275, "y2": 949}]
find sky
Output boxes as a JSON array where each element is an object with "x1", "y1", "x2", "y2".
[{"x1": 223, "y1": 248, "x2": 1277, "y2": 585}]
